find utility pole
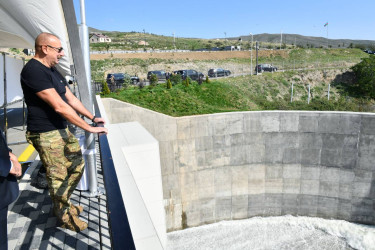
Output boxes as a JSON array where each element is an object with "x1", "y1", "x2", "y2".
[
  {"x1": 173, "y1": 32, "x2": 176, "y2": 50},
  {"x1": 280, "y1": 30, "x2": 283, "y2": 49},
  {"x1": 256, "y1": 41, "x2": 259, "y2": 75},
  {"x1": 250, "y1": 33, "x2": 253, "y2": 75},
  {"x1": 143, "y1": 29, "x2": 146, "y2": 51}
]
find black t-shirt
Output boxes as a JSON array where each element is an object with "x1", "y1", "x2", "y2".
[{"x1": 21, "y1": 59, "x2": 68, "y2": 132}]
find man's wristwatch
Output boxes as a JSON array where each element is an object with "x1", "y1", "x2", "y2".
[{"x1": 91, "y1": 115, "x2": 96, "y2": 123}]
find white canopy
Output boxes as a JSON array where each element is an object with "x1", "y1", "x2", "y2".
[{"x1": 0, "y1": 0, "x2": 73, "y2": 75}]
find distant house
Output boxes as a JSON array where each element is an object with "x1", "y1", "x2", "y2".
[
  {"x1": 89, "y1": 33, "x2": 111, "y2": 43},
  {"x1": 138, "y1": 40, "x2": 149, "y2": 46}
]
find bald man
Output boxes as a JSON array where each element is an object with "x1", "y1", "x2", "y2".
[{"x1": 20, "y1": 32, "x2": 108, "y2": 232}]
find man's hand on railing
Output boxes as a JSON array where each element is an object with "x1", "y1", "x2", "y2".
[{"x1": 88, "y1": 126, "x2": 108, "y2": 134}]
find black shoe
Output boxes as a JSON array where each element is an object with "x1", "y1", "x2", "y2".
[{"x1": 36, "y1": 168, "x2": 48, "y2": 189}]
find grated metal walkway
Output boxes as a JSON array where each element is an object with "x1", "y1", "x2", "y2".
[{"x1": 6, "y1": 138, "x2": 111, "y2": 250}]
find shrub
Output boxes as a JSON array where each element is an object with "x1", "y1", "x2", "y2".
[
  {"x1": 149, "y1": 74, "x2": 158, "y2": 87},
  {"x1": 351, "y1": 56, "x2": 375, "y2": 98},
  {"x1": 101, "y1": 81, "x2": 110, "y2": 95},
  {"x1": 205, "y1": 76, "x2": 210, "y2": 83},
  {"x1": 170, "y1": 73, "x2": 182, "y2": 85},
  {"x1": 184, "y1": 77, "x2": 190, "y2": 87},
  {"x1": 166, "y1": 79, "x2": 172, "y2": 89}
]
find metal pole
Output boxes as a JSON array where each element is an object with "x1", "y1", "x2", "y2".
[
  {"x1": 250, "y1": 33, "x2": 253, "y2": 76},
  {"x1": 308, "y1": 84, "x2": 311, "y2": 104},
  {"x1": 2, "y1": 53, "x2": 8, "y2": 143},
  {"x1": 327, "y1": 84, "x2": 330, "y2": 100},
  {"x1": 79, "y1": 0, "x2": 103, "y2": 197},
  {"x1": 256, "y1": 41, "x2": 258, "y2": 75},
  {"x1": 291, "y1": 83, "x2": 293, "y2": 102}
]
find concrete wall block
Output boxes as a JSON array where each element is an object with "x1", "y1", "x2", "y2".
[
  {"x1": 299, "y1": 194, "x2": 318, "y2": 207},
  {"x1": 243, "y1": 132, "x2": 264, "y2": 145},
  {"x1": 280, "y1": 113, "x2": 299, "y2": 132},
  {"x1": 213, "y1": 135, "x2": 231, "y2": 149},
  {"x1": 263, "y1": 207, "x2": 282, "y2": 217},
  {"x1": 319, "y1": 181, "x2": 339, "y2": 198},
  {"x1": 337, "y1": 200, "x2": 352, "y2": 221},
  {"x1": 299, "y1": 133, "x2": 323, "y2": 149},
  {"x1": 265, "y1": 179, "x2": 283, "y2": 194},
  {"x1": 266, "y1": 164, "x2": 283, "y2": 179},
  {"x1": 340, "y1": 149, "x2": 358, "y2": 170},
  {"x1": 232, "y1": 195, "x2": 248, "y2": 219},
  {"x1": 301, "y1": 148, "x2": 321, "y2": 165},
  {"x1": 320, "y1": 167, "x2": 340, "y2": 182},
  {"x1": 300, "y1": 180, "x2": 319, "y2": 195},
  {"x1": 248, "y1": 194, "x2": 265, "y2": 208},
  {"x1": 283, "y1": 179, "x2": 301, "y2": 194},
  {"x1": 264, "y1": 147, "x2": 284, "y2": 164},
  {"x1": 318, "y1": 196, "x2": 339, "y2": 209},
  {"x1": 299, "y1": 113, "x2": 319, "y2": 132},
  {"x1": 248, "y1": 179, "x2": 265, "y2": 194},
  {"x1": 282, "y1": 206, "x2": 299, "y2": 215},
  {"x1": 195, "y1": 136, "x2": 213, "y2": 152},
  {"x1": 160, "y1": 157, "x2": 175, "y2": 176},
  {"x1": 177, "y1": 139, "x2": 196, "y2": 153},
  {"x1": 214, "y1": 167, "x2": 232, "y2": 197},
  {"x1": 196, "y1": 169, "x2": 214, "y2": 188},
  {"x1": 246, "y1": 145, "x2": 265, "y2": 163},
  {"x1": 282, "y1": 194, "x2": 299, "y2": 207},
  {"x1": 208, "y1": 115, "x2": 227, "y2": 136},
  {"x1": 215, "y1": 197, "x2": 232, "y2": 220},
  {"x1": 196, "y1": 151, "x2": 206, "y2": 167},
  {"x1": 338, "y1": 182, "x2": 353, "y2": 200},
  {"x1": 321, "y1": 149, "x2": 341, "y2": 167},
  {"x1": 340, "y1": 170, "x2": 355, "y2": 183},
  {"x1": 231, "y1": 166, "x2": 249, "y2": 196},
  {"x1": 248, "y1": 207, "x2": 265, "y2": 217},
  {"x1": 190, "y1": 116, "x2": 210, "y2": 138},
  {"x1": 265, "y1": 133, "x2": 299, "y2": 149},
  {"x1": 352, "y1": 182, "x2": 372, "y2": 198},
  {"x1": 354, "y1": 170, "x2": 373, "y2": 183},
  {"x1": 283, "y1": 148, "x2": 301, "y2": 164},
  {"x1": 243, "y1": 113, "x2": 262, "y2": 133},
  {"x1": 358, "y1": 138, "x2": 375, "y2": 170},
  {"x1": 264, "y1": 194, "x2": 282, "y2": 208},
  {"x1": 230, "y1": 146, "x2": 247, "y2": 165},
  {"x1": 260, "y1": 113, "x2": 280, "y2": 132},
  {"x1": 156, "y1": 121, "x2": 177, "y2": 142},
  {"x1": 338, "y1": 115, "x2": 361, "y2": 134},
  {"x1": 351, "y1": 198, "x2": 374, "y2": 217},
  {"x1": 283, "y1": 164, "x2": 302, "y2": 179},
  {"x1": 225, "y1": 114, "x2": 244, "y2": 135},
  {"x1": 249, "y1": 164, "x2": 266, "y2": 179},
  {"x1": 317, "y1": 206, "x2": 338, "y2": 219},
  {"x1": 199, "y1": 198, "x2": 216, "y2": 224},
  {"x1": 178, "y1": 151, "x2": 197, "y2": 170},
  {"x1": 212, "y1": 148, "x2": 230, "y2": 167},
  {"x1": 361, "y1": 116, "x2": 375, "y2": 135},
  {"x1": 322, "y1": 134, "x2": 346, "y2": 149},
  {"x1": 162, "y1": 174, "x2": 180, "y2": 199},
  {"x1": 230, "y1": 133, "x2": 245, "y2": 146},
  {"x1": 301, "y1": 166, "x2": 321, "y2": 180}
]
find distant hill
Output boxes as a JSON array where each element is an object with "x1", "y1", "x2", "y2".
[
  {"x1": 88, "y1": 27, "x2": 375, "y2": 50},
  {"x1": 231, "y1": 33, "x2": 375, "y2": 49}
]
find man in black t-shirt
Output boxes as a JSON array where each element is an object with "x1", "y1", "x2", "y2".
[{"x1": 21, "y1": 32, "x2": 108, "y2": 232}]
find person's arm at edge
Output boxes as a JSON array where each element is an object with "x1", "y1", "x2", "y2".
[
  {"x1": 8, "y1": 152, "x2": 22, "y2": 177},
  {"x1": 36, "y1": 88, "x2": 108, "y2": 134},
  {"x1": 64, "y1": 86, "x2": 105, "y2": 124}
]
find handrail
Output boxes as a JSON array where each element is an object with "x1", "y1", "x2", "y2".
[{"x1": 95, "y1": 102, "x2": 136, "y2": 250}]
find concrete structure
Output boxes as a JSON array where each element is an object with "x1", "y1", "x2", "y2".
[{"x1": 101, "y1": 98, "x2": 375, "y2": 232}]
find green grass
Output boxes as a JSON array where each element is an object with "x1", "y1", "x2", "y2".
[{"x1": 101, "y1": 71, "x2": 374, "y2": 116}]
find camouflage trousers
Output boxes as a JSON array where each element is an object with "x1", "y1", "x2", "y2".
[{"x1": 26, "y1": 128, "x2": 84, "y2": 221}]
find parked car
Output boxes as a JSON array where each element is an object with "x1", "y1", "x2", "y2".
[
  {"x1": 147, "y1": 70, "x2": 167, "y2": 81},
  {"x1": 106, "y1": 73, "x2": 139, "y2": 85},
  {"x1": 173, "y1": 69, "x2": 204, "y2": 81},
  {"x1": 255, "y1": 64, "x2": 277, "y2": 73},
  {"x1": 208, "y1": 68, "x2": 231, "y2": 77}
]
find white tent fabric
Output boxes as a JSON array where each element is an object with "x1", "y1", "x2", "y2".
[
  {"x1": 0, "y1": 0, "x2": 73, "y2": 76},
  {"x1": 0, "y1": 54, "x2": 24, "y2": 106}
]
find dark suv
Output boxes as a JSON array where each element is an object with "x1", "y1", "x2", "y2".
[
  {"x1": 173, "y1": 69, "x2": 204, "y2": 81},
  {"x1": 147, "y1": 70, "x2": 167, "y2": 81},
  {"x1": 255, "y1": 64, "x2": 277, "y2": 73},
  {"x1": 208, "y1": 68, "x2": 231, "y2": 77},
  {"x1": 106, "y1": 73, "x2": 139, "y2": 85}
]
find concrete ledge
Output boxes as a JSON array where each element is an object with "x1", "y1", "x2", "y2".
[{"x1": 101, "y1": 98, "x2": 375, "y2": 231}]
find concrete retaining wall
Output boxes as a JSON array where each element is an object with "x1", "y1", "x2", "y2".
[{"x1": 102, "y1": 98, "x2": 375, "y2": 231}]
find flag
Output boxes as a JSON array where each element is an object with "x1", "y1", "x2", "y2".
[{"x1": 324, "y1": 22, "x2": 328, "y2": 27}]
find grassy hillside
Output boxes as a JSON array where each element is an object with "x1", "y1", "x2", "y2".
[{"x1": 101, "y1": 69, "x2": 374, "y2": 117}]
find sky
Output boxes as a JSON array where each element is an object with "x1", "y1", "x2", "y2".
[{"x1": 73, "y1": 0, "x2": 375, "y2": 41}]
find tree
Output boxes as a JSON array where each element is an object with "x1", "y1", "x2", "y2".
[{"x1": 351, "y1": 56, "x2": 375, "y2": 99}]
